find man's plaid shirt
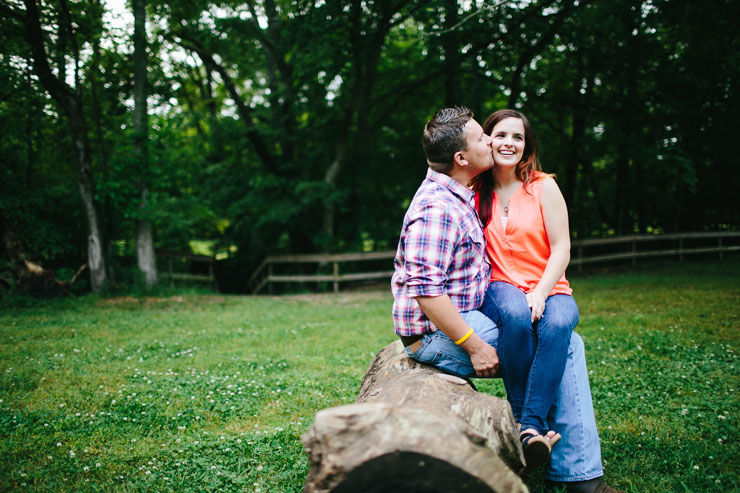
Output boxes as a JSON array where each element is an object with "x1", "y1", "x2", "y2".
[{"x1": 391, "y1": 168, "x2": 491, "y2": 336}]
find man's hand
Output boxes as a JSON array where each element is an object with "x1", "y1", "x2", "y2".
[
  {"x1": 414, "y1": 294, "x2": 499, "y2": 377},
  {"x1": 461, "y1": 336, "x2": 500, "y2": 377}
]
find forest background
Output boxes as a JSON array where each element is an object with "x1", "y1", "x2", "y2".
[{"x1": 1, "y1": 0, "x2": 738, "y2": 294}]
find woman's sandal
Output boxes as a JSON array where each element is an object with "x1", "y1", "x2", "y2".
[{"x1": 519, "y1": 428, "x2": 561, "y2": 476}]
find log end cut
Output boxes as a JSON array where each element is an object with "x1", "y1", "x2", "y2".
[
  {"x1": 301, "y1": 403, "x2": 527, "y2": 493},
  {"x1": 301, "y1": 341, "x2": 528, "y2": 492}
]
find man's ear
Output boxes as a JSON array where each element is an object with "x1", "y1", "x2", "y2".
[{"x1": 453, "y1": 150, "x2": 468, "y2": 167}]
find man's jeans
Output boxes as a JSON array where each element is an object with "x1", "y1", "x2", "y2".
[
  {"x1": 481, "y1": 281, "x2": 578, "y2": 435},
  {"x1": 404, "y1": 310, "x2": 603, "y2": 482}
]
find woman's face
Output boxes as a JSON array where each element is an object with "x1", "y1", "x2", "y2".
[{"x1": 490, "y1": 117, "x2": 525, "y2": 168}]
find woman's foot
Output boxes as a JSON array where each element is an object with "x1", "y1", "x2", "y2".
[{"x1": 519, "y1": 428, "x2": 560, "y2": 476}]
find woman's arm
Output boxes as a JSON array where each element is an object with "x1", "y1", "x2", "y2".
[{"x1": 526, "y1": 177, "x2": 571, "y2": 321}]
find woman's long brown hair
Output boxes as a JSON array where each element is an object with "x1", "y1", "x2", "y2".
[{"x1": 473, "y1": 109, "x2": 545, "y2": 227}]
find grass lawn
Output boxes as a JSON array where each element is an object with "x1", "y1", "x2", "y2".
[{"x1": 1, "y1": 259, "x2": 738, "y2": 492}]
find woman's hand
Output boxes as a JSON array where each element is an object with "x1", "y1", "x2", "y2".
[{"x1": 525, "y1": 291, "x2": 546, "y2": 322}]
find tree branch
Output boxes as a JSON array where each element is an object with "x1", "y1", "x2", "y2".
[
  {"x1": 21, "y1": 0, "x2": 74, "y2": 111},
  {"x1": 166, "y1": 29, "x2": 277, "y2": 173}
]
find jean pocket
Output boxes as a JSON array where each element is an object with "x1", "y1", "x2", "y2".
[{"x1": 405, "y1": 336, "x2": 438, "y2": 365}]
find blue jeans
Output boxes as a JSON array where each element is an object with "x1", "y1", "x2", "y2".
[
  {"x1": 481, "y1": 282, "x2": 578, "y2": 434},
  {"x1": 405, "y1": 309, "x2": 603, "y2": 481}
]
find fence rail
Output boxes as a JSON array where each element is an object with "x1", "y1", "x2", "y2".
[
  {"x1": 246, "y1": 231, "x2": 740, "y2": 294},
  {"x1": 570, "y1": 231, "x2": 740, "y2": 269},
  {"x1": 157, "y1": 250, "x2": 216, "y2": 289}
]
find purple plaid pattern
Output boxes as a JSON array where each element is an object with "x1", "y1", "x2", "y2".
[{"x1": 392, "y1": 169, "x2": 491, "y2": 336}]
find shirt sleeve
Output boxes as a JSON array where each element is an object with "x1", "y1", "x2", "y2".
[{"x1": 401, "y1": 201, "x2": 457, "y2": 298}]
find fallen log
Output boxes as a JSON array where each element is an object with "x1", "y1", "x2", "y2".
[
  {"x1": 302, "y1": 340, "x2": 527, "y2": 493},
  {"x1": 0, "y1": 209, "x2": 84, "y2": 297}
]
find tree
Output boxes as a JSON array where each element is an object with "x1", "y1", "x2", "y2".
[
  {"x1": 134, "y1": 0, "x2": 157, "y2": 288},
  {"x1": 14, "y1": 0, "x2": 108, "y2": 292}
]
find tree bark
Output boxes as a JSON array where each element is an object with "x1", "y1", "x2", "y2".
[
  {"x1": 301, "y1": 341, "x2": 527, "y2": 493},
  {"x1": 134, "y1": 0, "x2": 157, "y2": 289},
  {"x1": 21, "y1": 0, "x2": 107, "y2": 293}
]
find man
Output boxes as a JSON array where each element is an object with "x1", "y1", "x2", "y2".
[{"x1": 391, "y1": 107, "x2": 619, "y2": 493}]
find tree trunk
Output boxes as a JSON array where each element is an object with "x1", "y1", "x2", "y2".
[
  {"x1": 301, "y1": 341, "x2": 527, "y2": 493},
  {"x1": 21, "y1": 0, "x2": 107, "y2": 293},
  {"x1": 134, "y1": 0, "x2": 157, "y2": 288}
]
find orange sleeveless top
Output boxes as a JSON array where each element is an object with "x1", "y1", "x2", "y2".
[{"x1": 481, "y1": 173, "x2": 572, "y2": 296}]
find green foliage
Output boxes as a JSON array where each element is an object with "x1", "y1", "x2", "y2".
[{"x1": 1, "y1": 0, "x2": 737, "y2": 290}]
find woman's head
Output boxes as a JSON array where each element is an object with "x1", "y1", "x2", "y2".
[
  {"x1": 482, "y1": 109, "x2": 540, "y2": 179},
  {"x1": 474, "y1": 109, "x2": 545, "y2": 226}
]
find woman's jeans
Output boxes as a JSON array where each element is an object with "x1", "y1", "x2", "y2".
[
  {"x1": 481, "y1": 281, "x2": 579, "y2": 434},
  {"x1": 404, "y1": 309, "x2": 603, "y2": 481}
]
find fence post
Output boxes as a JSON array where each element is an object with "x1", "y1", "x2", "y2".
[
  {"x1": 679, "y1": 238, "x2": 684, "y2": 262},
  {"x1": 169, "y1": 257, "x2": 174, "y2": 288},
  {"x1": 631, "y1": 239, "x2": 636, "y2": 267},
  {"x1": 333, "y1": 261, "x2": 339, "y2": 293},
  {"x1": 719, "y1": 237, "x2": 724, "y2": 261},
  {"x1": 268, "y1": 262, "x2": 274, "y2": 295},
  {"x1": 578, "y1": 246, "x2": 583, "y2": 272}
]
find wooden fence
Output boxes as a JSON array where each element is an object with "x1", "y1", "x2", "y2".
[
  {"x1": 570, "y1": 231, "x2": 740, "y2": 270},
  {"x1": 157, "y1": 250, "x2": 216, "y2": 290},
  {"x1": 246, "y1": 251, "x2": 396, "y2": 295},
  {"x1": 246, "y1": 231, "x2": 740, "y2": 295}
]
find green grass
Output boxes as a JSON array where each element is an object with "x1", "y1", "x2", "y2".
[{"x1": 1, "y1": 260, "x2": 738, "y2": 492}]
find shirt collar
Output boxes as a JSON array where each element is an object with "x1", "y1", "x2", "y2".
[{"x1": 426, "y1": 168, "x2": 475, "y2": 205}]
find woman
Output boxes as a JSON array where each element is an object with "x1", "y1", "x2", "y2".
[{"x1": 474, "y1": 109, "x2": 578, "y2": 470}]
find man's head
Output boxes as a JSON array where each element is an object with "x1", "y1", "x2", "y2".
[
  {"x1": 422, "y1": 107, "x2": 473, "y2": 174},
  {"x1": 422, "y1": 106, "x2": 493, "y2": 179}
]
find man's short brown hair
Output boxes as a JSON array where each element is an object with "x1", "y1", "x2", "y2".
[{"x1": 422, "y1": 106, "x2": 473, "y2": 174}]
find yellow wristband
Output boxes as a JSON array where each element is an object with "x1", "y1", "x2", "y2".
[{"x1": 454, "y1": 328, "x2": 474, "y2": 345}]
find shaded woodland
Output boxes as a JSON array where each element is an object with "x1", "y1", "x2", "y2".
[{"x1": 1, "y1": 0, "x2": 738, "y2": 293}]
